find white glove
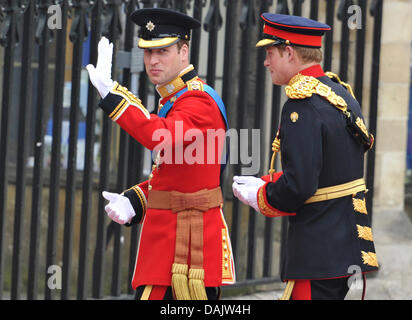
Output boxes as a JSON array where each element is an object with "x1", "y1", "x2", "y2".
[
  {"x1": 102, "y1": 191, "x2": 136, "y2": 225},
  {"x1": 86, "y1": 37, "x2": 114, "y2": 99},
  {"x1": 232, "y1": 176, "x2": 266, "y2": 212}
]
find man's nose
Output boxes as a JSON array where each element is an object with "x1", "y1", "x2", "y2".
[{"x1": 149, "y1": 54, "x2": 159, "y2": 65}]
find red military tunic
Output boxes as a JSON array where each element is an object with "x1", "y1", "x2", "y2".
[{"x1": 99, "y1": 65, "x2": 236, "y2": 289}]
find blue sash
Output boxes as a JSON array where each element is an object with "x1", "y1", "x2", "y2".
[
  {"x1": 158, "y1": 85, "x2": 228, "y2": 129},
  {"x1": 157, "y1": 85, "x2": 229, "y2": 176}
]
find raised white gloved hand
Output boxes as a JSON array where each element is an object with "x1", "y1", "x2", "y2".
[
  {"x1": 86, "y1": 37, "x2": 114, "y2": 99},
  {"x1": 232, "y1": 176, "x2": 266, "y2": 212},
  {"x1": 102, "y1": 191, "x2": 136, "y2": 225}
]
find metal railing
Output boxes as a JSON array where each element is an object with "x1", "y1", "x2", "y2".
[{"x1": 0, "y1": 0, "x2": 383, "y2": 299}]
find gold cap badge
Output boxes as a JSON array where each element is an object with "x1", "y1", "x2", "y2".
[{"x1": 290, "y1": 112, "x2": 299, "y2": 123}]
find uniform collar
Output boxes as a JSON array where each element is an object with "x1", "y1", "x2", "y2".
[
  {"x1": 156, "y1": 64, "x2": 198, "y2": 99},
  {"x1": 297, "y1": 64, "x2": 325, "y2": 78}
]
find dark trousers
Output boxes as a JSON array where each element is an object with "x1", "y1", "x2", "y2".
[{"x1": 291, "y1": 278, "x2": 350, "y2": 300}]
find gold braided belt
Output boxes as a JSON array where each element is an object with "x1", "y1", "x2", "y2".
[
  {"x1": 147, "y1": 187, "x2": 223, "y2": 300},
  {"x1": 304, "y1": 178, "x2": 366, "y2": 204}
]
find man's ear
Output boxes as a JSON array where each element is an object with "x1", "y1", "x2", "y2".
[
  {"x1": 180, "y1": 43, "x2": 189, "y2": 62},
  {"x1": 285, "y1": 45, "x2": 295, "y2": 62}
]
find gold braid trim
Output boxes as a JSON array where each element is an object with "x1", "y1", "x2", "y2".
[
  {"x1": 285, "y1": 74, "x2": 349, "y2": 114},
  {"x1": 279, "y1": 281, "x2": 295, "y2": 300},
  {"x1": 258, "y1": 187, "x2": 280, "y2": 217},
  {"x1": 325, "y1": 71, "x2": 356, "y2": 98},
  {"x1": 187, "y1": 78, "x2": 203, "y2": 91},
  {"x1": 123, "y1": 185, "x2": 147, "y2": 219},
  {"x1": 361, "y1": 251, "x2": 379, "y2": 267},
  {"x1": 140, "y1": 285, "x2": 152, "y2": 300},
  {"x1": 268, "y1": 135, "x2": 281, "y2": 180},
  {"x1": 157, "y1": 77, "x2": 186, "y2": 98},
  {"x1": 111, "y1": 82, "x2": 150, "y2": 119},
  {"x1": 113, "y1": 82, "x2": 142, "y2": 105},
  {"x1": 132, "y1": 186, "x2": 147, "y2": 214},
  {"x1": 356, "y1": 225, "x2": 374, "y2": 242},
  {"x1": 109, "y1": 99, "x2": 128, "y2": 120},
  {"x1": 353, "y1": 198, "x2": 368, "y2": 215},
  {"x1": 356, "y1": 117, "x2": 369, "y2": 138},
  {"x1": 221, "y1": 228, "x2": 234, "y2": 281}
]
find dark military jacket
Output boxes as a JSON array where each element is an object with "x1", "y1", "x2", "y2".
[{"x1": 258, "y1": 64, "x2": 378, "y2": 281}]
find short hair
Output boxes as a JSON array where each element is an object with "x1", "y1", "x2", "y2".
[
  {"x1": 176, "y1": 39, "x2": 189, "y2": 52},
  {"x1": 276, "y1": 44, "x2": 323, "y2": 64}
]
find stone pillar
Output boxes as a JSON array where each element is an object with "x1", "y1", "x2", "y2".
[{"x1": 373, "y1": 0, "x2": 412, "y2": 211}]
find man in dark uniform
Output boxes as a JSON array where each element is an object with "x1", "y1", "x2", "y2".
[
  {"x1": 232, "y1": 13, "x2": 378, "y2": 300},
  {"x1": 86, "y1": 8, "x2": 235, "y2": 300}
]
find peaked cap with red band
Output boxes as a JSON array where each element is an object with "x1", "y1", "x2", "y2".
[{"x1": 256, "y1": 13, "x2": 331, "y2": 48}]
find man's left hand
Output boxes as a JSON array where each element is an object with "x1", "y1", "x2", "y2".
[{"x1": 232, "y1": 176, "x2": 266, "y2": 212}]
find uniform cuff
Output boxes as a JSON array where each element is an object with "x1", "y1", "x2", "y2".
[
  {"x1": 257, "y1": 182, "x2": 296, "y2": 218},
  {"x1": 123, "y1": 185, "x2": 147, "y2": 226},
  {"x1": 260, "y1": 171, "x2": 283, "y2": 182},
  {"x1": 99, "y1": 82, "x2": 150, "y2": 121}
]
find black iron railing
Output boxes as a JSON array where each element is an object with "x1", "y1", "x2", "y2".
[{"x1": 0, "y1": 0, "x2": 383, "y2": 299}]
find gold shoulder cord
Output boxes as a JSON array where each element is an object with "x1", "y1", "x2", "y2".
[
  {"x1": 285, "y1": 73, "x2": 353, "y2": 119},
  {"x1": 268, "y1": 133, "x2": 281, "y2": 181},
  {"x1": 269, "y1": 73, "x2": 364, "y2": 182},
  {"x1": 325, "y1": 71, "x2": 356, "y2": 99}
]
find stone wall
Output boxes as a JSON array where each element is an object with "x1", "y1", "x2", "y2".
[{"x1": 373, "y1": 0, "x2": 412, "y2": 211}]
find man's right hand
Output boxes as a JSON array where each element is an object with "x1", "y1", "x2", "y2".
[
  {"x1": 232, "y1": 176, "x2": 266, "y2": 212},
  {"x1": 102, "y1": 191, "x2": 136, "y2": 224},
  {"x1": 86, "y1": 37, "x2": 114, "y2": 99}
]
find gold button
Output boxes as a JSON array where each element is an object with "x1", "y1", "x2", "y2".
[
  {"x1": 148, "y1": 185, "x2": 152, "y2": 191},
  {"x1": 224, "y1": 254, "x2": 228, "y2": 260},
  {"x1": 222, "y1": 236, "x2": 226, "y2": 241},
  {"x1": 223, "y1": 245, "x2": 227, "y2": 250},
  {"x1": 224, "y1": 263, "x2": 228, "y2": 269},
  {"x1": 149, "y1": 173, "x2": 153, "y2": 179},
  {"x1": 152, "y1": 164, "x2": 157, "y2": 170}
]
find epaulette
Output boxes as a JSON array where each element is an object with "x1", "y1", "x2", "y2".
[
  {"x1": 285, "y1": 74, "x2": 348, "y2": 113},
  {"x1": 186, "y1": 79, "x2": 204, "y2": 92},
  {"x1": 325, "y1": 71, "x2": 356, "y2": 98}
]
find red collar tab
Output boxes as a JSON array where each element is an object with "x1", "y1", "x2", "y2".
[{"x1": 299, "y1": 64, "x2": 325, "y2": 78}]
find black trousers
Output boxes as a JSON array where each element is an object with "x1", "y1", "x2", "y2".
[{"x1": 291, "y1": 278, "x2": 350, "y2": 300}]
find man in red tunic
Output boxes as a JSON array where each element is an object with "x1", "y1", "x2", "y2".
[{"x1": 86, "y1": 8, "x2": 235, "y2": 300}]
